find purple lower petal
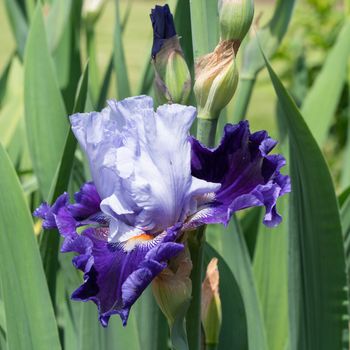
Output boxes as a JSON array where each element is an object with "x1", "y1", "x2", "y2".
[
  {"x1": 68, "y1": 182, "x2": 101, "y2": 220},
  {"x1": 34, "y1": 183, "x2": 184, "y2": 326},
  {"x1": 55, "y1": 206, "x2": 77, "y2": 237},
  {"x1": 33, "y1": 193, "x2": 69, "y2": 229},
  {"x1": 69, "y1": 225, "x2": 183, "y2": 326},
  {"x1": 33, "y1": 182, "x2": 106, "y2": 233},
  {"x1": 190, "y1": 121, "x2": 290, "y2": 227}
]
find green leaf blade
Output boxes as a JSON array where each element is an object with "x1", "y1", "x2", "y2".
[
  {"x1": 233, "y1": 0, "x2": 296, "y2": 120},
  {"x1": 39, "y1": 64, "x2": 89, "y2": 301},
  {"x1": 204, "y1": 243, "x2": 248, "y2": 350},
  {"x1": 78, "y1": 302, "x2": 140, "y2": 350},
  {"x1": 0, "y1": 144, "x2": 61, "y2": 350},
  {"x1": 4, "y1": 0, "x2": 28, "y2": 60},
  {"x1": 341, "y1": 195, "x2": 350, "y2": 288},
  {"x1": 0, "y1": 57, "x2": 24, "y2": 148},
  {"x1": 206, "y1": 220, "x2": 268, "y2": 350},
  {"x1": 113, "y1": 0, "x2": 131, "y2": 99},
  {"x1": 253, "y1": 197, "x2": 289, "y2": 350},
  {"x1": 134, "y1": 288, "x2": 169, "y2": 350},
  {"x1": 301, "y1": 19, "x2": 350, "y2": 146},
  {"x1": 266, "y1": 58, "x2": 348, "y2": 350},
  {"x1": 24, "y1": 4, "x2": 69, "y2": 200},
  {"x1": 189, "y1": 0, "x2": 219, "y2": 59}
]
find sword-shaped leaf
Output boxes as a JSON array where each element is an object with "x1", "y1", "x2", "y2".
[
  {"x1": 266, "y1": 57, "x2": 347, "y2": 350},
  {"x1": 301, "y1": 19, "x2": 350, "y2": 146},
  {"x1": 0, "y1": 144, "x2": 61, "y2": 350},
  {"x1": 24, "y1": 4, "x2": 68, "y2": 199}
]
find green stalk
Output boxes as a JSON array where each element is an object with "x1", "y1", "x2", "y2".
[
  {"x1": 113, "y1": 0, "x2": 131, "y2": 99},
  {"x1": 206, "y1": 344, "x2": 219, "y2": 350},
  {"x1": 196, "y1": 118, "x2": 218, "y2": 147},
  {"x1": 186, "y1": 226, "x2": 206, "y2": 350},
  {"x1": 186, "y1": 117, "x2": 218, "y2": 350},
  {"x1": 187, "y1": 0, "x2": 247, "y2": 346},
  {"x1": 170, "y1": 300, "x2": 191, "y2": 350},
  {"x1": 232, "y1": 77, "x2": 255, "y2": 122},
  {"x1": 86, "y1": 27, "x2": 99, "y2": 106},
  {"x1": 187, "y1": 0, "x2": 221, "y2": 340}
]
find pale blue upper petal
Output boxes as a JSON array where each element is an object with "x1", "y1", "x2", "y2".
[{"x1": 70, "y1": 96, "x2": 219, "y2": 243}]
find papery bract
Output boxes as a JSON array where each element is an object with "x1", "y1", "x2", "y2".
[{"x1": 202, "y1": 258, "x2": 222, "y2": 346}]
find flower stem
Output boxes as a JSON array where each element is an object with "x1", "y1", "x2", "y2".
[
  {"x1": 232, "y1": 77, "x2": 255, "y2": 122},
  {"x1": 170, "y1": 301, "x2": 191, "y2": 350},
  {"x1": 187, "y1": 115, "x2": 218, "y2": 349},
  {"x1": 206, "y1": 344, "x2": 218, "y2": 350},
  {"x1": 86, "y1": 27, "x2": 99, "y2": 106},
  {"x1": 196, "y1": 117, "x2": 218, "y2": 148},
  {"x1": 186, "y1": 226, "x2": 206, "y2": 350}
]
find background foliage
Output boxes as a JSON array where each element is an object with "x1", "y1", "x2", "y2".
[{"x1": 0, "y1": 0, "x2": 349, "y2": 349}]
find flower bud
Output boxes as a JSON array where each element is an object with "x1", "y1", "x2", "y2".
[
  {"x1": 150, "y1": 5, "x2": 191, "y2": 104},
  {"x1": 152, "y1": 248, "x2": 192, "y2": 327},
  {"x1": 194, "y1": 41, "x2": 239, "y2": 119},
  {"x1": 82, "y1": 0, "x2": 107, "y2": 27},
  {"x1": 201, "y1": 258, "x2": 222, "y2": 346},
  {"x1": 218, "y1": 0, "x2": 254, "y2": 42}
]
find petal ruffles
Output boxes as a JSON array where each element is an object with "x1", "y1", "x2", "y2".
[
  {"x1": 70, "y1": 224, "x2": 183, "y2": 327},
  {"x1": 189, "y1": 120, "x2": 291, "y2": 227},
  {"x1": 69, "y1": 96, "x2": 218, "y2": 243},
  {"x1": 34, "y1": 97, "x2": 291, "y2": 328},
  {"x1": 34, "y1": 183, "x2": 183, "y2": 326}
]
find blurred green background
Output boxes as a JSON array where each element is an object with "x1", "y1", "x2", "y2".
[
  {"x1": 0, "y1": 0, "x2": 342, "y2": 137},
  {"x1": 1, "y1": 1, "x2": 349, "y2": 350},
  {"x1": 0, "y1": 0, "x2": 348, "y2": 208},
  {"x1": 1, "y1": 0, "x2": 346, "y2": 188},
  {"x1": 0, "y1": 0, "x2": 274, "y2": 131}
]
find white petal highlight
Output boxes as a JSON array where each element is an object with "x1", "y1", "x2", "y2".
[{"x1": 70, "y1": 96, "x2": 219, "y2": 243}]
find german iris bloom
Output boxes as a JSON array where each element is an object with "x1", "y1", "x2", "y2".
[{"x1": 34, "y1": 96, "x2": 290, "y2": 326}]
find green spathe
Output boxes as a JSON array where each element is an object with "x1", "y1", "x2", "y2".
[
  {"x1": 153, "y1": 36, "x2": 191, "y2": 105},
  {"x1": 219, "y1": 0, "x2": 254, "y2": 41},
  {"x1": 82, "y1": 0, "x2": 107, "y2": 27}
]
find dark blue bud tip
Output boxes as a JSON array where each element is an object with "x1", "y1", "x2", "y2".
[{"x1": 150, "y1": 4, "x2": 177, "y2": 58}]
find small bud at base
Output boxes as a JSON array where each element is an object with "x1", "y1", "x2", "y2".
[
  {"x1": 201, "y1": 258, "x2": 222, "y2": 346},
  {"x1": 152, "y1": 249, "x2": 192, "y2": 327}
]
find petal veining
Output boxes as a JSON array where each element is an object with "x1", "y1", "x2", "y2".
[
  {"x1": 70, "y1": 96, "x2": 219, "y2": 243},
  {"x1": 189, "y1": 120, "x2": 291, "y2": 228}
]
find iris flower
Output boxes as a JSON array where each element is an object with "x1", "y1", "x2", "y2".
[{"x1": 34, "y1": 96, "x2": 290, "y2": 326}]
